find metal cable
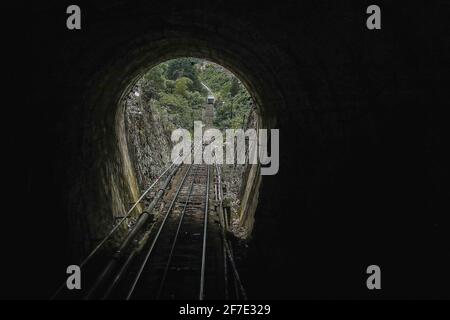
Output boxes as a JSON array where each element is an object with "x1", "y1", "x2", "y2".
[
  {"x1": 51, "y1": 154, "x2": 183, "y2": 300},
  {"x1": 126, "y1": 164, "x2": 193, "y2": 300}
]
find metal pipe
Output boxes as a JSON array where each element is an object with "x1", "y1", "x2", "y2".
[
  {"x1": 101, "y1": 215, "x2": 160, "y2": 299},
  {"x1": 84, "y1": 163, "x2": 180, "y2": 300},
  {"x1": 50, "y1": 158, "x2": 180, "y2": 300},
  {"x1": 101, "y1": 248, "x2": 137, "y2": 299},
  {"x1": 81, "y1": 159, "x2": 178, "y2": 268}
]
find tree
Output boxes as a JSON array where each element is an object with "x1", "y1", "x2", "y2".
[
  {"x1": 140, "y1": 63, "x2": 167, "y2": 99},
  {"x1": 166, "y1": 58, "x2": 204, "y2": 93},
  {"x1": 134, "y1": 58, "x2": 252, "y2": 133},
  {"x1": 175, "y1": 77, "x2": 193, "y2": 97}
]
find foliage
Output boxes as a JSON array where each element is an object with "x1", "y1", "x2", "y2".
[
  {"x1": 135, "y1": 58, "x2": 252, "y2": 133},
  {"x1": 214, "y1": 86, "x2": 253, "y2": 129},
  {"x1": 166, "y1": 58, "x2": 205, "y2": 93},
  {"x1": 174, "y1": 77, "x2": 193, "y2": 97},
  {"x1": 199, "y1": 63, "x2": 252, "y2": 130}
]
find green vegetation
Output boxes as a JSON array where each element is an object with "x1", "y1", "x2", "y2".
[
  {"x1": 198, "y1": 63, "x2": 252, "y2": 130},
  {"x1": 137, "y1": 58, "x2": 206, "y2": 131},
  {"x1": 135, "y1": 58, "x2": 252, "y2": 132}
]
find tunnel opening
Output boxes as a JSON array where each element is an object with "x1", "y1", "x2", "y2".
[
  {"x1": 123, "y1": 57, "x2": 259, "y2": 241},
  {"x1": 59, "y1": 42, "x2": 285, "y2": 298},
  {"x1": 65, "y1": 31, "x2": 288, "y2": 261},
  {"x1": 110, "y1": 57, "x2": 261, "y2": 299}
]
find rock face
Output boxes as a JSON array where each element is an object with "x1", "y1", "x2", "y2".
[
  {"x1": 125, "y1": 86, "x2": 172, "y2": 193},
  {"x1": 221, "y1": 107, "x2": 260, "y2": 239}
]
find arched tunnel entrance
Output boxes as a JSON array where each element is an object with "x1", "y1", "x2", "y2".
[
  {"x1": 64, "y1": 35, "x2": 284, "y2": 247},
  {"x1": 36, "y1": 16, "x2": 291, "y2": 299},
  {"x1": 83, "y1": 57, "x2": 262, "y2": 299},
  {"x1": 17, "y1": 1, "x2": 449, "y2": 299},
  {"x1": 61, "y1": 42, "x2": 281, "y2": 298}
]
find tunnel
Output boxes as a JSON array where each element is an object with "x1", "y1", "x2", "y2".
[{"x1": 9, "y1": 0, "x2": 449, "y2": 299}]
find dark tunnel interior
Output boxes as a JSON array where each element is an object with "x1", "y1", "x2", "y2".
[{"x1": 4, "y1": 0, "x2": 449, "y2": 299}]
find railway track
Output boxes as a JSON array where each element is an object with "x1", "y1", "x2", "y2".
[
  {"x1": 122, "y1": 164, "x2": 213, "y2": 300},
  {"x1": 53, "y1": 161, "x2": 246, "y2": 300}
]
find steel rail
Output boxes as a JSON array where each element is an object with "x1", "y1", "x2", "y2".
[
  {"x1": 80, "y1": 159, "x2": 178, "y2": 267},
  {"x1": 214, "y1": 164, "x2": 229, "y2": 299},
  {"x1": 50, "y1": 156, "x2": 182, "y2": 300},
  {"x1": 199, "y1": 165, "x2": 210, "y2": 300},
  {"x1": 156, "y1": 165, "x2": 199, "y2": 299},
  {"x1": 101, "y1": 219, "x2": 159, "y2": 299},
  {"x1": 84, "y1": 163, "x2": 181, "y2": 299},
  {"x1": 126, "y1": 164, "x2": 193, "y2": 300},
  {"x1": 101, "y1": 249, "x2": 137, "y2": 300},
  {"x1": 214, "y1": 163, "x2": 247, "y2": 300},
  {"x1": 221, "y1": 235, "x2": 247, "y2": 300}
]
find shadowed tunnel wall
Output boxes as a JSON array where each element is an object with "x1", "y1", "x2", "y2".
[{"x1": 9, "y1": 0, "x2": 449, "y2": 298}]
